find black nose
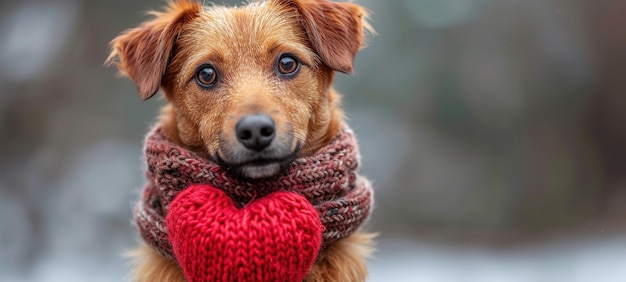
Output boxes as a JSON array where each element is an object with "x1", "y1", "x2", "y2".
[{"x1": 235, "y1": 114, "x2": 276, "y2": 151}]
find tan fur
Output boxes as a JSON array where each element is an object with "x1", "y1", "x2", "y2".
[
  {"x1": 129, "y1": 232, "x2": 376, "y2": 282},
  {"x1": 127, "y1": 244, "x2": 186, "y2": 282},
  {"x1": 108, "y1": 0, "x2": 374, "y2": 280},
  {"x1": 106, "y1": 0, "x2": 202, "y2": 100},
  {"x1": 304, "y1": 232, "x2": 377, "y2": 282}
]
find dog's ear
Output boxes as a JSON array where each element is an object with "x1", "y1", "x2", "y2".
[
  {"x1": 275, "y1": 0, "x2": 373, "y2": 73},
  {"x1": 105, "y1": 0, "x2": 201, "y2": 100}
]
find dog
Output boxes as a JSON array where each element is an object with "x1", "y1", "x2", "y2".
[{"x1": 107, "y1": 0, "x2": 374, "y2": 281}]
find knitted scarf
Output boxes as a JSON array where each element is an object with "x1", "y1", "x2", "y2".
[{"x1": 134, "y1": 123, "x2": 374, "y2": 260}]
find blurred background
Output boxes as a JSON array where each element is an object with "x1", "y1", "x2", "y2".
[{"x1": 2, "y1": 0, "x2": 626, "y2": 281}]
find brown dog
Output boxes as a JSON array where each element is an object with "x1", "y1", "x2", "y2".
[{"x1": 107, "y1": 0, "x2": 374, "y2": 281}]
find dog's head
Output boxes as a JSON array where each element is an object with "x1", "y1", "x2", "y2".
[{"x1": 107, "y1": 0, "x2": 371, "y2": 179}]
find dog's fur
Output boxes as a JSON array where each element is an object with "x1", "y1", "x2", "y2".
[{"x1": 107, "y1": 0, "x2": 374, "y2": 281}]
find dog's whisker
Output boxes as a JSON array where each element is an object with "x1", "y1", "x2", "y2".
[{"x1": 293, "y1": 134, "x2": 316, "y2": 155}]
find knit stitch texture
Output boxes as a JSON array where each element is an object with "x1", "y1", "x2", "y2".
[
  {"x1": 134, "y1": 123, "x2": 374, "y2": 278},
  {"x1": 167, "y1": 184, "x2": 322, "y2": 281}
]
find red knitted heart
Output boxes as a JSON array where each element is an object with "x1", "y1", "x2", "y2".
[{"x1": 166, "y1": 184, "x2": 323, "y2": 282}]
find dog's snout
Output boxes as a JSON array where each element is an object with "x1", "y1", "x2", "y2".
[{"x1": 236, "y1": 114, "x2": 276, "y2": 151}]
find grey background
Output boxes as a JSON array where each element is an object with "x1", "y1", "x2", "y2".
[{"x1": 2, "y1": 0, "x2": 626, "y2": 281}]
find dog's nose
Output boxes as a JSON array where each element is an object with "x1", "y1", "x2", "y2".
[{"x1": 235, "y1": 114, "x2": 276, "y2": 151}]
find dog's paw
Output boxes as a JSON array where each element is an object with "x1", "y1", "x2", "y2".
[{"x1": 166, "y1": 184, "x2": 322, "y2": 282}]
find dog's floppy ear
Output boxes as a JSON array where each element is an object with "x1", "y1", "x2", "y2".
[
  {"x1": 276, "y1": 0, "x2": 373, "y2": 73},
  {"x1": 105, "y1": 0, "x2": 201, "y2": 100}
]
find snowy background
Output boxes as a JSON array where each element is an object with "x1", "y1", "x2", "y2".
[{"x1": 2, "y1": 0, "x2": 626, "y2": 281}]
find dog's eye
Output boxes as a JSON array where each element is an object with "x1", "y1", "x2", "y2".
[
  {"x1": 277, "y1": 55, "x2": 300, "y2": 76},
  {"x1": 196, "y1": 65, "x2": 218, "y2": 87}
]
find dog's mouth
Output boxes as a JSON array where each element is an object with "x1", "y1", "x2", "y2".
[{"x1": 215, "y1": 144, "x2": 301, "y2": 180}]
